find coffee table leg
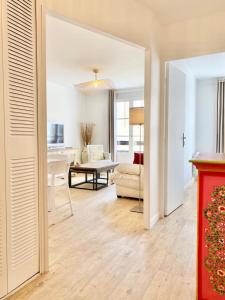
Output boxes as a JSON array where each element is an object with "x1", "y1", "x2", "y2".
[
  {"x1": 107, "y1": 170, "x2": 109, "y2": 186},
  {"x1": 69, "y1": 169, "x2": 72, "y2": 188},
  {"x1": 96, "y1": 171, "x2": 98, "y2": 190}
]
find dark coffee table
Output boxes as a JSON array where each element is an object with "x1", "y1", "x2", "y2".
[{"x1": 69, "y1": 161, "x2": 119, "y2": 190}]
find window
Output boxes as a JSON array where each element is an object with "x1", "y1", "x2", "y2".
[{"x1": 115, "y1": 98, "x2": 144, "y2": 162}]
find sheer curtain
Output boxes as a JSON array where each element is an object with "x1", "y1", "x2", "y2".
[{"x1": 216, "y1": 80, "x2": 225, "y2": 153}]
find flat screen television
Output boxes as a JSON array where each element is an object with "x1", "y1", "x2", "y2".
[{"x1": 47, "y1": 122, "x2": 64, "y2": 148}]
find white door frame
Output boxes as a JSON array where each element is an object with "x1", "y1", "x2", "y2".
[
  {"x1": 36, "y1": 1, "x2": 49, "y2": 273},
  {"x1": 36, "y1": 4, "x2": 153, "y2": 273},
  {"x1": 159, "y1": 60, "x2": 167, "y2": 218}
]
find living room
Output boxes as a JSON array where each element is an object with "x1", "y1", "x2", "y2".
[{"x1": 46, "y1": 13, "x2": 145, "y2": 222}]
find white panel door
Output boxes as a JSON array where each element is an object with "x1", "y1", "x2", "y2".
[
  {"x1": 2, "y1": 0, "x2": 39, "y2": 292},
  {"x1": 165, "y1": 63, "x2": 186, "y2": 216},
  {"x1": 0, "y1": 2, "x2": 7, "y2": 297}
]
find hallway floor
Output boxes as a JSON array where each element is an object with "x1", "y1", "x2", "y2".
[{"x1": 8, "y1": 183, "x2": 197, "y2": 300}]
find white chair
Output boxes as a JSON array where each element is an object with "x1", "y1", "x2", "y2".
[
  {"x1": 48, "y1": 160, "x2": 73, "y2": 216},
  {"x1": 81, "y1": 144, "x2": 111, "y2": 163}
]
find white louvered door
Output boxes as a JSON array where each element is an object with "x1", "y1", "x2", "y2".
[
  {"x1": 1, "y1": 0, "x2": 39, "y2": 292},
  {"x1": 0, "y1": 2, "x2": 7, "y2": 297}
]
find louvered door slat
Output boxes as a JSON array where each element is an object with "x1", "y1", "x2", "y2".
[
  {"x1": 9, "y1": 1, "x2": 32, "y2": 16},
  {"x1": 2, "y1": 0, "x2": 39, "y2": 292}
]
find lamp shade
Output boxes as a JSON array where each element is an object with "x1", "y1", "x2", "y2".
[
  {"x1": 75, "y1": 79, "x2": 113, "y2": 90},
  {"x1": 129, "y1": 107, "x2": 144, "y2": 125},
  {"x1": 74, "y1": 69, "x2": 114, "y2": 90}
]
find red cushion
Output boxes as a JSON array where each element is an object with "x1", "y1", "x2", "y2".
[{"x1": 133, "y1": 152, "x2": 144, "y2": 165}]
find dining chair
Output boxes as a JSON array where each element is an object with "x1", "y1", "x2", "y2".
[{"x1": 48, "y1": 159, "x2": 73, "y2": 217}]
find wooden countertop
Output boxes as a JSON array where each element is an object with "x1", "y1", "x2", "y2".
[{"x1": 190, "y1": 153, "x2": 225, "y2": 165}]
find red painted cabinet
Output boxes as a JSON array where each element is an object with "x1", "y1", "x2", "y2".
[{"x1": 191, "y1": 154, "x2": 225, "y2": 299}]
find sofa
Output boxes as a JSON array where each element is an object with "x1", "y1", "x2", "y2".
[
  {"x1": 111, "y1": 163, "x2": 144, "y2": 199},
  {"x1": 81, "y1": 144, "x2": 111, "y2": 163}
]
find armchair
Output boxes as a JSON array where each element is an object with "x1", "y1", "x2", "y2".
[
  {"x1": 81, "y1": 144, "x2": 111, "y2": 163},
  {"x1": 111, "y1": 163, "x2": 144, "y2": 199}
]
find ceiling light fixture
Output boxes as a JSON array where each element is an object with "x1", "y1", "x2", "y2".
[{"x1": 74, "y1": 69, "x2": 113, "y2": 90}]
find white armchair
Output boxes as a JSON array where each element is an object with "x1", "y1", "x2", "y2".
[
  {"x1": 111, "y1": 163, "x2": 144, "y2": 199},
  {"x1": 81, "y1": 145, "x2": 111, "y2": 163}
]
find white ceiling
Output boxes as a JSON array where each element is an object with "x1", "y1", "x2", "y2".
[
  {"x1": 174, "y1": 52, "x2": 225, "y2": 79},
  {"x1": 141, "y1": 0, "x2": 225, "y2": 25},
  {"x1": 46, "y1": 15, "x2": 145, "y2": 89}
]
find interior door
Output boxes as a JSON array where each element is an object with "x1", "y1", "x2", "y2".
[
  {"x1": 0, "y1": 2, "x2": 7, "y2": 297},
  {"x1": 165, "y1": 63, "x2": 186, "y2": 216},
  {"x1": 2, "y1": 0, "x2": 39, "y2": 292}
]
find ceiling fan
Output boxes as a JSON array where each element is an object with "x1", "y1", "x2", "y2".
[{"x1": 74, "y1": 69, "x2": 113, "y2": 90}]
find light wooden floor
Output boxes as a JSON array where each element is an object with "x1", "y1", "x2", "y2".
[{"x1": 8, "y1": 182, "x2": 197, "y2": 300}]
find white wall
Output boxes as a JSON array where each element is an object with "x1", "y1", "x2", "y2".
[
  {"x1": 83, "y1": 91, "x2": 109, "y2": 152},
  {"x1": 47, "y1": 83, "x2": 109, "y2": 150},
  {"x1": 44, "y1": 0, "x2": 162, "y2": 50},
  {"x1": 147, "y1": 48, "x2": 161, "y2": 226},
  {"x1": 195, "y1": 79, "x2": 217, "y2": 153},
  {"x1": 47, "y1": 82, "x2": 85, "y2": 147},
  {"x1": 163, "y1": 11, "x2": 225, "y2": 61}
]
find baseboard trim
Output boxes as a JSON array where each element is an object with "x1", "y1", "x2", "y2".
[{"x1": 150, "y1": 213, "x2": 160, "y2": 228}]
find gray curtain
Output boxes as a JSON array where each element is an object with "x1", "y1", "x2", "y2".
[
  {"x1": 216, "y1": 80, "x2": 225, "y2": 153},
  {"x1": 108, "y1": 90, "x2": 115, "y2": 160}
]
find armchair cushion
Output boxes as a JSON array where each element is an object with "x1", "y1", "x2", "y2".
[
  {"x1": 115, "y1": 163, "x2": 141, "y2": 175},
  {"x1": 133, "y1": 152, "x2": 144, "y2": 165},
  {"x1": 88, "y1": 145, "x2": 104, "y2": 161},
  {"x1": 112, "y1": 173, "x2": 141, "y2": 190}
]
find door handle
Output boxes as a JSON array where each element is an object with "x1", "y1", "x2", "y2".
[{"x1": 182, "y1": 133, "x2": 187, "y2": 147}]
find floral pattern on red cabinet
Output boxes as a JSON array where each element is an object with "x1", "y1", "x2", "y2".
[{"x1": 204, "y1": 185, "x2": 225, "y2": 296}]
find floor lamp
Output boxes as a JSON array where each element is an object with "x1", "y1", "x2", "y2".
[{"x1": 129, "y1": 107, "x2": 144, "y2": 214}]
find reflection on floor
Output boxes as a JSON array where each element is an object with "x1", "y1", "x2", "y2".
[{"x1": 8, "y1": 183, "x2": 197, "y2": 300}]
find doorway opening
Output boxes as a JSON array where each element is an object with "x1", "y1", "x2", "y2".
[
  {"x1": 164, "y1": 52, "x2": 225, "y2": 216},
  {"x1": 42, "y1": 11, "x2": 149, "y2": 283}
]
